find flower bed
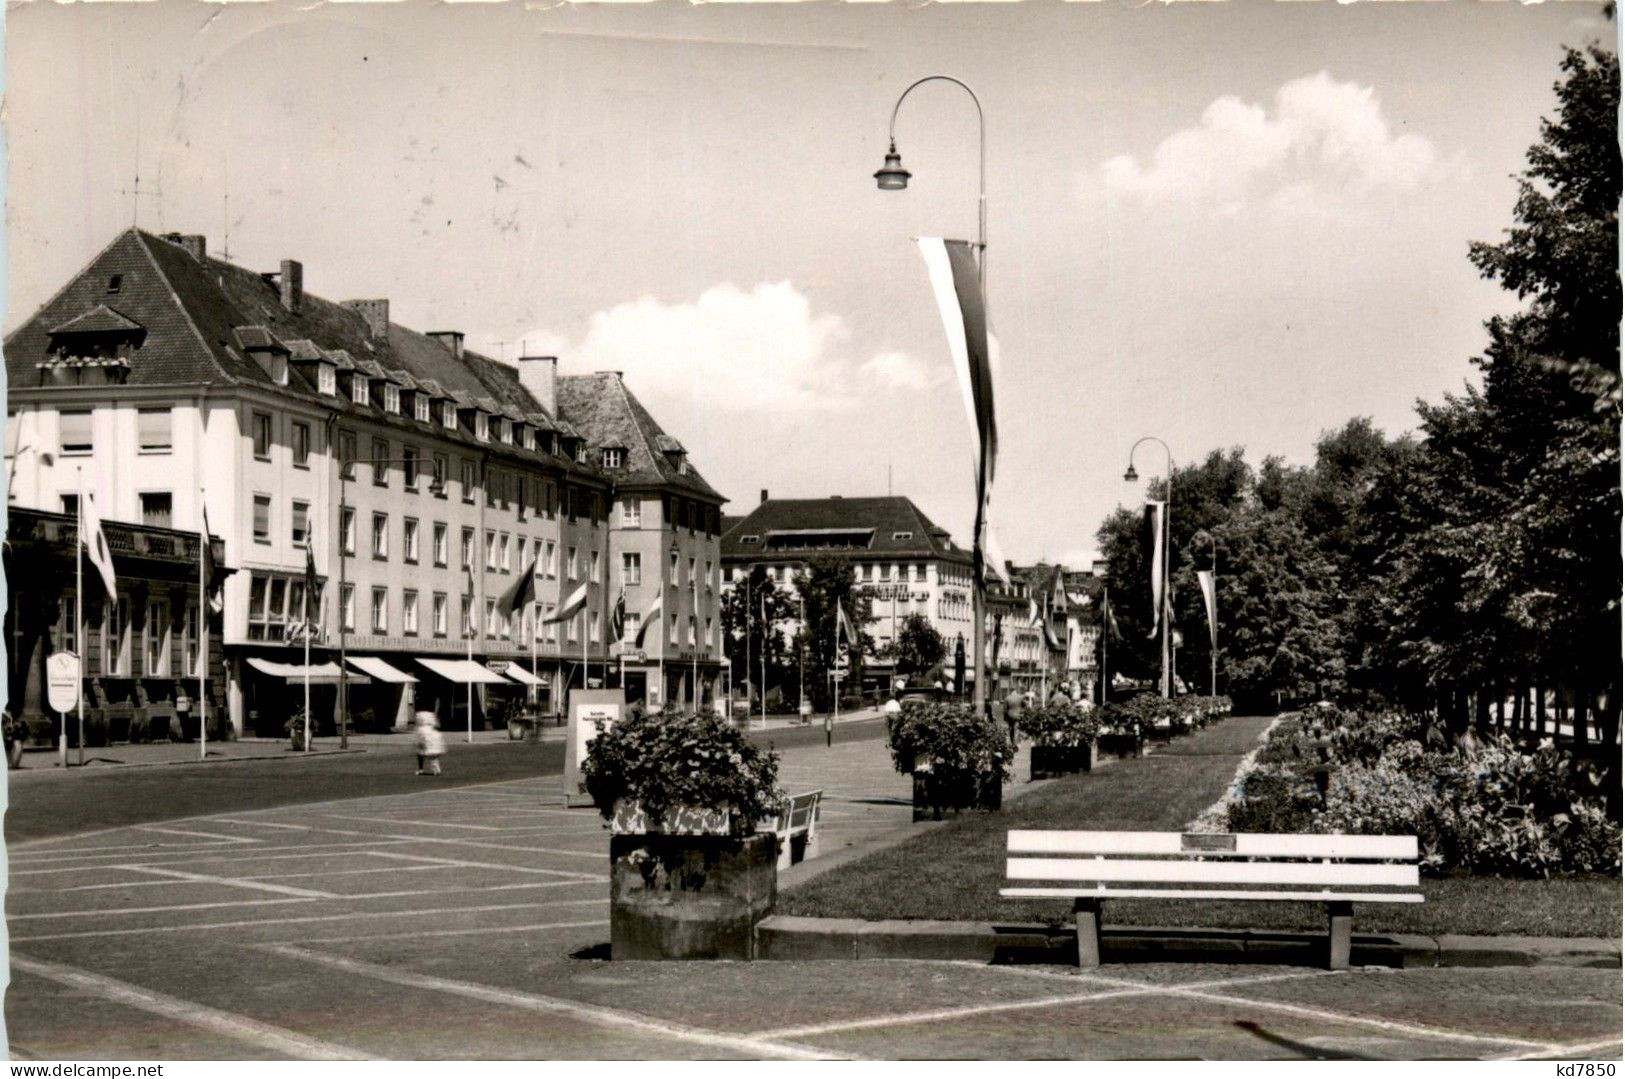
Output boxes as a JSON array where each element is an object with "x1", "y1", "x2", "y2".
[
  {"x1": 1018, "y1": 704, "x2": 1101, "y2": 779},
  {"x1": 1224, "y1": 708, "x2": 1621, "y2": 877},
  {"x1": 888, "y1": 702, "x2": 1012, "y2": 820}
]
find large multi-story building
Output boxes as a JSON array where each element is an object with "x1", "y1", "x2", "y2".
[{"x1": 5, "y1": 228, "x2": 725, "y2": 736}]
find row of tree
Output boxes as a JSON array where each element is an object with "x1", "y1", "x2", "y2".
[{"x1": 1095, "y1": 46, "x2": 1620, "y2": 750}]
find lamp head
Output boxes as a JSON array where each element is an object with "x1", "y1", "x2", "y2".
[
  {"x1": 1122, "y1": 463, "x2": 1139, "y2": 483},
  {"x1": 874, "y1": 143, "x2": 911, "y2": 191}
]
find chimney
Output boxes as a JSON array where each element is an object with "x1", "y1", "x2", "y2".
[
  {"x1": 279, "y1": 259, "x2": 303, "y2": 314},
  {"x1": 760, "y1": 489, "x2": 769, "y2": 505},
  {"x1": 161, "y1": 233, "x2": 207, "y2": 261},
  {"x1": 518, "y1": 355, "x2": 557, "y2": 416},
  {"x1": 343, "y1": 299, "x2": 389, "y2": 339},
  {"x1": 428, "y1": 331, "x2": 464, "y2": 360}
]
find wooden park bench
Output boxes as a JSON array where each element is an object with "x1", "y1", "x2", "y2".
[
  {"x1": 1001, "y1": 830, "x2": 1423, "y2": 969},
  {"x1": 761, "y1": 790, "x2": 823, "y2": 871}
]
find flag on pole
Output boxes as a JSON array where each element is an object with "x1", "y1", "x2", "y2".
[
  {"x1": 610, "y1": 591, "x2": 626, "y2": 643},
  {"x1": 544, "y1": 581, "x2": 589, "y2": 623},
  {"x1": 1197, "y1": 569, "x2": 1217, "y2": 647},
  {"x1": 80, "y1": 491, "x2": 118, "y2": 600},
  {"x1": 200, "y1": 506, "x2": 223, "y2": 615},
  {"x1": 835, "y1": 601, "x2": 856, "y2": 646},
  {"x1": 500, "y1": 556, "x2": 539, "y2": 615},
  {"x1": 990, "y1": 612, "x2": 1004, "y2": 667},
  {"x1": 1144, "y1": 500, "x2": 1166, "y2": 639},
  {"x1": 635, "y1": 593, "x2": 663, "y2": 647},
  {"x1": 1103, "y1": 591, "x2": 1122, "y2": 641}
]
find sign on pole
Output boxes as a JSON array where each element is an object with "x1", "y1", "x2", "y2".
[{"x1": 46, "y1": 652, "x2": 80, "y2": 713}]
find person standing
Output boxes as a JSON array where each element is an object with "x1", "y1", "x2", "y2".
[
  {"x1": 415, "y1": 711, "x2": 446, "y2": 776},
  {"x1": 1003, "y1": 686, "x2": 1024, "y2": 746}
]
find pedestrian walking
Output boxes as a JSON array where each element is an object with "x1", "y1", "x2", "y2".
[
  {"x1": 1004, "y1": 686, "x2": 1024, "y2": 746},
  {"x1": 415, "y1": 710, "x2": 445, "y2": 776}
]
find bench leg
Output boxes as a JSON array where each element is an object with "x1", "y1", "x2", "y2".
[
  {"x1": 1326, "y1": 901, "x2": 1353, "y2": 970},
  {"x1": 1074, "y1": 898, "x2": 1102, "y2": 968}
]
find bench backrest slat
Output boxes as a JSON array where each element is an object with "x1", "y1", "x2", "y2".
[
  {"x1": 1007, "y1": 831, "x2": 1417, "y2": 861},
  {"x1": 1006, "y1": 856, "x2": 1418, "y2": 889}
]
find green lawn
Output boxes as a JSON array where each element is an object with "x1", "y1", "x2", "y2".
[{"x1": 782, "y1": 715, "x2": 1623, "y2": 938}]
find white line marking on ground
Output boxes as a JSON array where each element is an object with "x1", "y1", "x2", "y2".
[
  {"x1": 321, "y1": 813, "x2": 507, "y2": 831},
  {"x1": 8, "y1": 897, "x2": 317, "y2": 920},
  {"x1": 192, "y1": 818, "x2": 609, "y2": 861},
  {"x1": 1078, "y1": 970, "x2": 1554, "y2": 1051},
  {"x1": 346, "y1": 882, "x2": 607, "y2": 899},
  {"x1": 1495, "y1": 1037, "x2": 1623, "y2": 1061},
  {"x1": 121, "y1": 865, "x2": 340, "y2": 899},
  {"x1": 10, "y1": 954, "x2": 372, "y2": 1061},
  {"x1": 8, "y1": 838, "x2": 421, "y2": 872},
  {"x1": 258, "y1": 944, "x2": 843, "y2": 1060},
  {"x1": 363, "y1": 850, "x2": 602, "y2": 880},
  {"x1": 10, "y1": 901, "x2": 561, "y2": 943},
  {"x1": 301, "y1": 917, "x2": 609, "y2": 944},
  {"x1": 136, "y1": 825, "x2": 260, "y2": 844}
]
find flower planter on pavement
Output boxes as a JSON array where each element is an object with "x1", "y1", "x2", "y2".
[
  {"x1": 609, "y1": 800, "x2": 777, "y2": 960},
  {"x1": 1029, "y1": 741, "x2": 1096, "y2": 780},
  {"x1": 911, "y1": 771, "x2": 1002, "y2": 821}
]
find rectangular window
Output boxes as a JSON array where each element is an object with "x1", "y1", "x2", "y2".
[
  {"x1": 416, "y1": 395, "x2": 431, "y2": 423},
  {"x1": 567, "y1": 546, "x2": 578, "y2": 580},
  {"x1": 372, "y1": 438, "x2": 389, "y2": 486},
  {"x1": 517, "y1": 475, "x2": 529, "y2": 521},
  {"x1": 352, "y1": 376, "x2": 370, "y2": 406},
  {"x1": 670, "y1": 549, "x2": 680, "y2": 586},
  {"x1": 461, "y1": 459, "x2": 477, "y2": 503},
  {"x1": 341, "y1": 507, "x2": 356, "y2": 556},
  {"x1": 688, "y1": 557, "x2": 697, "y2": 590},
  {"x1": 60, "y1": 493, "x2": 79, "y2": 517},
  {"x1": 403, "y1": 590, "x2": 419, "y2": 635},
  {"x1": 372, "y1": 512, "x2": 388, "y2": 559},
  {"x1": 688, "y1": 616, "x2": 697, "y2": 646},
  {"x1": 461, "y1": 527, "x2": 475, "y2": 570},
  {"x1": 59, "y1": 410, "x2": 93, "y2": 456},
  {"x1": 461, "y1": 595, "x2": 474, "y2": 638},
  {"x1": 404, "y1": 517, "x2": 420, "y2": 563},
  {"x1": 432, "y1": 453, "x2": 449, "y2": 498},
  {"x1": 341, "y1": 585, "x2": 355, "y2": 632},
  {"x1": 545, "y1": 541, "x2": 557, "y2": 579},
  {"x1": 485, "y1": 599, "x2": 499, "y2": 637},
  {"x1": 500, "y1": 533, "x2": 511, "y2": 573},
  {"x1": 567, "y1": 609, "x2": 579, "y2": 644},
  {"x1": 589, "y1": 609, "x2": 601, "y2": 644},
  {"x1": 253, "y1": 495, "x2": 271, "y2": 543},
  {"x1": 139, "y1": 492, "x2": 172, "y2": 528},
  {"x1": 622, "y1": 553, "x2": 642, "y2": 586},
  {"x1": 543, "y1": 604, "x2": 557, "y2": 643},
  {"x1": 252, "y1": 412, "x2": 273, "y2": 459},
  {"x1": 318, "y1": 366, "x2": 337, "y2": 395},
  {"x1": 590, "y1": 549, "x2": 601, "y2": 584},
  {"x1": 622, "y1": 499, "x2": 641, "y2": 527},
  {"x1": 371, "y1": 587, "x2": 388, "y2": 633},
  {"x1": 144, "y1": 600, "x2": 169, "y2": 676},
  {"x1": 102, "y1": 596, "x2": 129, "y2": 676},
  {"x1": 602, "y1": 448, "x2": 624, "y2": 469},
  {"x1": 432, "y1": 592, "x2": 448, "y2": 637},
  {"x1": 443, "y1": 402, "x2": 458, "y2": 430},
  {"x1": 291, "y1": 500, "x2": 310, "y2": 547},
  {"x1": 487, "y1": 468, "x2": 500, "y2": 509},
  {"x1": 475, "y1": 413, "x2": 489, "y2": 442},
  {"x1": 338, "y1": 431, "x2": 356, "y2": 479},
  {"x1": 383, "y1": 384, "x2": 400, "y2": 414},
  {"x1": 485, "y1": 531, "x2": 498, "y2": 571},
  {"x1": 403, "y1": 446, "x2": 419, "y2": 490},
  {"x1": 292, "y1": 421, "x2": 311, "y2": 468},
  {"x1": 137, "y1": 408, "x2": 172, "y2": 453},
  {"x1": 433, "y1": 522, "x2": 448, "y2": 567},
  {"x1": 182, "y1": 602, "x2": 199, "y2": 677}
]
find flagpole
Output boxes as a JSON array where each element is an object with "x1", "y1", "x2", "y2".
[
  {"x1": 833, "y1": 603, "x2": 840, "y2": 734},
  {"x1": 301, "y1": 556, "x2": 311, "y2": 753},
  {"x1": 199, "y1": 488, "x2": 210, "y2": 761},
  {"x1": 693, "y1": 577, "x2": 700, "y2": 718},
  {"x1": 70, "y1": 468, "x2": 81, "y2": 770},
  {"x1": 758, "y1": 587, "x2": 765, "y2": 731},
  {"x1": 466, "y1": 626, "x2": 474, "y2": 745},
  {"x1": 530, "y1": 600, "x2": 538, "y2": 707}
]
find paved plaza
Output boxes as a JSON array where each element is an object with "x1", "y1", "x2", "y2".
[{"x1": 5, "y1": 729, "x2": 1620, "y2": 1061}]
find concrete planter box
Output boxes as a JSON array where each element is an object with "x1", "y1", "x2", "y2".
[
  {"x1": 1099, "y1": 730, "x2": 1145, "y2": 758},
  {"x1": 1030, "y1": 742, "x2": 1096, "y2": 780},
  {"x1": 609, "y1": 832, "x2": 777, "y2": 960},
  {"x1": 912, "y1": 771, "x2": 1002, "y2": 822}
]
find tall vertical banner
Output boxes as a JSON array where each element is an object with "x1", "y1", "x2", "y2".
[
  {"x1": 1197, "y1": 569, "x2": 1217, "y2": 647},
  {"x1": 1144, "y1": 500, "x2": 1166, "y2": 638}
]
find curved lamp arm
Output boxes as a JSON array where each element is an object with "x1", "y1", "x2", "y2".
[{"x1": 886, "y1": 74, "x2": 987, "y2": 254}]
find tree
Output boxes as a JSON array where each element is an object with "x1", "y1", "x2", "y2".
[
  {"x1": 883, "y1": 613, "x2": 946, "y2": 680},
  {"x1": 794, "y1": 557, "x2": 875, "y2": 710},
  {"x1": 720, "y1": 566, "x2": 798, "y2": 703}
]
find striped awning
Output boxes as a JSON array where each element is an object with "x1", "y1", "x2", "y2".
[
  {"x1": 415, "y1": 658, "x2": 513, "y2": 685},
  {"x1": 346, "y1": 656, "x2": 417, "y2": 684},
  {"x1": 244, "y1": 658, "x2": 364, "y2": 684},
  {"x1": 501, "y1": 662, "x2": 545, "y2": 687}
]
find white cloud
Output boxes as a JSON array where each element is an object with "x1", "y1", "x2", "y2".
[
  {"x1": 860, "y1": 350, "x2": 947, "y2": 391},
  {"x1": 480, "y1": 282, "x2": 942, "y2": 413},
  {"x1": 1089, "y1": 72, "x2": 1444, "y2": 212}
]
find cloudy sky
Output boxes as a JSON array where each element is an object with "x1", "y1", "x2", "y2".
[{"x1": 5, "y1": 1, "x2": 1612, "y2": 567}]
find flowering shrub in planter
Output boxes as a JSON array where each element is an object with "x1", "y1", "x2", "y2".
[
  {"x1": 582, "y1": 710, "x2": 782, "y2": 835},
  {"x1": 1018, "y1": 705, "x2": 1101, "y2": 779},
  {"x1": 888, "y1": 703, "x2": 1012, "y2": 820}
]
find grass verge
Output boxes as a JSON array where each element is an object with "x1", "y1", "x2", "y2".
[{"x1": 781, "y1": 714, "x2": 1622, "y2": 938}]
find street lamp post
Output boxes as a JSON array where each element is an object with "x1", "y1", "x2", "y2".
[
  {"x1": 338, "y1": 455, "x2": 443, "y2": 750},
  {"x1": 875, "y1": 74, "x2": 989, "y2": 718},
  {"x1": 1124, "y1": 436, "x2": 1173, "y2": 699}
]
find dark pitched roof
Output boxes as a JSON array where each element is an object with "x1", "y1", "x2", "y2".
[
  {"x1": 721, "y1": 496, "x2": 969, "y2": 563},
  {"x1": 556, "y1": 372, "x2": 723, "y2": 502},
  {"x1": 48, "y1": 304, "x2": 144, "y2": 336}
]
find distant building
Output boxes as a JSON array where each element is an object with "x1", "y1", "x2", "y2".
[{"x1": 5, "y1": 228, "x2": 725, "y2": 736}]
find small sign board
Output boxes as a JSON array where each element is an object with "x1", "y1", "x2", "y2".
[
  {"x1": 564, "y1": 689, "x2": 625, "y2": 807},
  {"x1": 1181, "y1": 833, "x2": 1237, "y2": 853},
  {"x1": 46, "y1": 652, "x2": 80, "y2": 714}
]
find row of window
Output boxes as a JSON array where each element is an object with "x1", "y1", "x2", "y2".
[{"x1": 55, "y1": 594, "x2": 201, "y2": 679}]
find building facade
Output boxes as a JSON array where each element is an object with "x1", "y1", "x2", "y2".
[{"x1": 6, "y1": 229, "x2": 725, "y2": 735}]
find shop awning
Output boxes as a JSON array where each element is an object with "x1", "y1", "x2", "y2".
[
  {"x1": 501, "y1": 662, "x2": 545, "y2": 687},
  {"x1": 244, "y1": 658, "x2": 365, "y2": 684},
  {"x1": 346, "y1": 656, "x2": 417, "y2": 683},
  {"x1": 415, "y1": 658, "x2": 513, "y2": 685}
]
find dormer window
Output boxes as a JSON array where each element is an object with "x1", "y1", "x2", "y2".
[
  {"x1": 740, "y1": 534, "x2": 760, "y2": 544},
  {"x1": 893, "y1": 531, "x2": 914, "y2": 541},
  {"x1": 522, "y1": 427, "x2": 536, "y2": 451},
  {"x1": 474, "y1": 413, "x2": 489, "y2": 442},
  {"x1": 318, "y1": 366, "x2": 337, "y2": 395},
  {"x1": 602, "y1": 448, "x2": 625, "y2": 469},
  {"x1": 497, "y1": 419, "x2": 511, "y2": 444},
  {"x1": 107, "y1": 275, "x2": 122, "y2": 294},
  {"x1": 383, "y1": 384, "x2": 400, "y2": 414},
  {"x1": 415, "y1": 395, "x2": 431, "y2": 423},
  {"x1": 574, "y1": 442, "x2": 587, "y2": 465},
  {"x1": 351, "y1": 377, "x2": 369, "y2": 406},
  {"x1": 442, "y1": 402, "x2": 457, "y2": 429}
]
